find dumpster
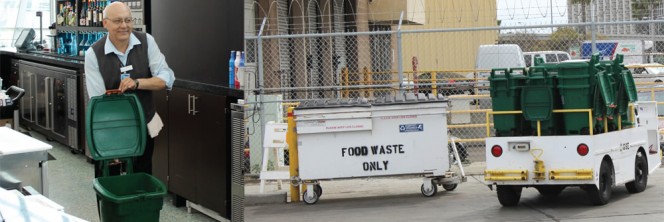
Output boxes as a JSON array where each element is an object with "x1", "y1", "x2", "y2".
[
  {"x1": 557, "y1": 59, "x2": 595, "y2": 134},
  {"x1": 293, "y1": 94, "x2": 464, "y2": 204},
  {"x1": 86, "y1": 91, "x2": 166, "y2": 222},
  {"x1": 521, "y1": 66, "x2": 561, "y2": 135},
  {"x1": 489, "y1": 68, "x2": 527, "y2": 136}
]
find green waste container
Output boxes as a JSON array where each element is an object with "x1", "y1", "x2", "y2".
[
  {"x1": 86, "y1": 92, "x2": 166, "y2": 222},
  {"x1": 521, "y1": 66, "x2": 561, "y2": 135},
  {"x1": 490, "y1": 68, "x2": 527, "y2": 136},
  {"x1": 557, "y1": 61, "x2": 594, "y2": 135}
]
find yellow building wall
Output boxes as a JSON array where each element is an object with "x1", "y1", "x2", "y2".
[{"x1": 396, "y1": 0, "x2": 498, "y2": 73}]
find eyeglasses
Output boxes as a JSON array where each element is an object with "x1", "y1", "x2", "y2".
[{"x1": 106, "y1": 17, "x2": 133, "y2": 25}]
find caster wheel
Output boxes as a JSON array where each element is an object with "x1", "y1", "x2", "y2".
[
  {"x1": 442, "y1": 184, "x2": 457, "y2": 191},
  {"x1": 421, "y1": 182, "x2": 438, "y2": 197},
  {"x1": 302, "y1": 189, "x2": 319, "y2": 204},
  {"x1": 314, "y1": 184, "x2": 322, "y2": 197}
]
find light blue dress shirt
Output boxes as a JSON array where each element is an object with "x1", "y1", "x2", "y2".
[{"x1": 84, "y1": 32, "x2": 175, "y2": 98}]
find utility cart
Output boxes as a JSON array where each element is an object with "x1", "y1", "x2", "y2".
[{"x1": 293, "y1": 93, "x2": 465, "y2": 204}]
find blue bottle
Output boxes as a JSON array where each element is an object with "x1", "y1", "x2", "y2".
[{"x1": 229, "y1": 51, "x2": 236, "y2": 88}]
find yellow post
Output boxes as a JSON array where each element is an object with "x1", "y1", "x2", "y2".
[
  {"x1": 486, "y1": 112, "x2": 491, "y2": 137},
  {"x1": 431, "y1": 71, "x2": 437, "y2": 93},
  {"x1": 343, "y1": 67, "x2": 349, "y2": 98},
  {"x1": 287, "y1": 107, "x2": 301, "y2": 202},
  {"x1": 537, "y1": 120, "x2": 541, "y2": 137},
  {"x1": 363, "y1": 67, "x2": 370, "y2": 98},
  {"x1": 588, "y1": 110, "x2": 594, "y2": 135},
  {"x1": 618, "y1": 115, "x2": 622, "y2": 130},
  {"x1": 603, "y1": 117, "x2": 608, "y2": 133}
]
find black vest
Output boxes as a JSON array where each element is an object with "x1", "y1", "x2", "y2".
[{"x1": 91, "y1": 31, "x2": 155, "y2": 120}]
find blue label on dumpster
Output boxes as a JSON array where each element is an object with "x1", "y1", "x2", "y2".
[{"x1": 399, "y1": 124, "x2": 423, "y2": 133}]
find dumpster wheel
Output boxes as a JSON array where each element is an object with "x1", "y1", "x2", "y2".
[
  {"x1": 421, "y1": 181, "x2": 438, "y2": 197},
  {"x1": 442, "y1": 184, "x2": 458, "y2": 191},
  {"x1": 302, "y1": 189, "x2": 319, "y2": 204}
]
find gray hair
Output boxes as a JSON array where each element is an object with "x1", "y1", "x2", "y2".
[{"x1": 102, "y1": 2, "x2": 131, "y2": 19}]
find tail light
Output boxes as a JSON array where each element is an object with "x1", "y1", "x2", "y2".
[
  {"x1": 491, "y1": 145, "x2": 503, "y2": 157},
  {"x1": 577, "y1": 143, "x2": 589, "y2": 156}
]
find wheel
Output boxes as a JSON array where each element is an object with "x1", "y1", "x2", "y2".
[
  {"x1": 496, "y1": 185, "x2": 522, "y2": 207},
  {"x1": 442, "y1": 184, "x2": 458, "y2": 191},
  {"x1": 314, "y1": 184, "x2": 323, "y2": 197},
  {"x1": 626, "y1": 152, "x2": 648, "y2": 193},
  {"x1": 587, "y1": 160, "x2": 613, "y2": 205},
  {"x1": 302, "y1": 189, "x2": 319, "y2": 204},
  {"x1": 420, "y1": 182, "x2": 438, "y2": 197},
  {"x1": 535, "y1": 185, "x2": 565, "y2": 198}
]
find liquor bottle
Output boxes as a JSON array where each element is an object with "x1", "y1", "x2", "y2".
[
  {"x1": 239, "y1": 51, "x2": 245, "y2": 88},
  {"x1": 98, "y1": 4, "x2": 104, "y2": 27},
  {"x1": 57, "y1": 4, "x2": 64, "y2": 26},
  {"x1": 80, "y1": 0, "x2": 86, "y2": 26},
  {"x1": 92, "y1": 0, "x2": 98, "y2": 27},
  {"x1": 87, "y1": 0, "x2": 92, "y2": 27},
  {"x1": 68, "y1": 2, "x2": 76, "y2": 26},
  {"x1": 229, "y1": 51, "x2": 236, "y2": 88}
]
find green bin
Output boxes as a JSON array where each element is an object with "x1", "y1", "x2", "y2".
[
  {"x1": 490, "y1": 68, "x2": 527, "y2": 136},
  {"x1": 521, "y1": 66, "x2": 561, "y2": 135},
  {"x1": 86, "y1": 92, "x2": 166, "y2": 222},
  {"x1": 557, "y1": 60, "x2": 594, "y2": 134}
]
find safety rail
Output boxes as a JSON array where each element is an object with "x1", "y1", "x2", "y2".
[
  {"x1": 549, "y1": 169, "x2": 594, "y2": 180},
  {"x1": 484, "y1": 170, "x2": 529, "y2": 181},
  {"x1": 486, "y1": 109, "x2": 595, "y2": 137}
]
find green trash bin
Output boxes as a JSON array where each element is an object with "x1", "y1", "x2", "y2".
[
  {"x1": 521, "y1": 66, "x2": 561, "y2": 135},
  {"x1": 490, "y1": 68, "x2": 527, "y2": 136},
  {"x1": 557, "y1": 61, "x2": 594, "y2": 135},
  {"x1": 86, "y1": 92, "x2": 167, "y2": 222}
]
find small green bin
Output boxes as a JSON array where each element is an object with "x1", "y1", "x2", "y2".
[
  {"x1": 94, "y1": 173, "x2": 167, "y2": 222},
  {"x1": 490, "y1": 68, "x2": 527, "y2": 136},
  {"x1": 86, "y1": 92, "x2": 166, "y2": 222}
]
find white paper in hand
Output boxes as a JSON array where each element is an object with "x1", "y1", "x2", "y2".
[{"x1": 147, "y1": 112, "x2": 164, "y2": 138}]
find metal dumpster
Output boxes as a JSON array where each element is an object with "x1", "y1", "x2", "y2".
[{"x1": 293, "y1": 94, "x2": 464, "y2": 204}]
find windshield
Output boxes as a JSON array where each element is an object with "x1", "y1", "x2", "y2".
[{"x1": 645, "y1": 66, "x2": 664, "y2": 74}]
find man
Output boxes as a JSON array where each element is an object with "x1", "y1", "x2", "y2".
[{"x1": 85, "y1": 2, "x2": 174, "y2": 177}]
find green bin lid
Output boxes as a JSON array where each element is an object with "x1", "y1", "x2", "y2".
[
  {"x1": 557, "y1": 61, "x2": 588, "y2": 69},
  {"x1": 86, "y1": 93, "x2": 146, "y2": 160}
]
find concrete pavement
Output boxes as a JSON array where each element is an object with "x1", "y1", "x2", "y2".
[{"x1": 245, "y1": 165, "x2": 664, "y2": 221}]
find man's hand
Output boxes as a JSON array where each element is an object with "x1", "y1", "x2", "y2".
[{"x1": 119, "y1": 77, "x2": 139, "y2": 92}]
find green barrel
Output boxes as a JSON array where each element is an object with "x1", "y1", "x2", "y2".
[
  {"x1": 557, "y1": 60, "x2": 594, "y2": 135},
  {"x1": 521, "y1": 66, "x2": 561, "y2": 135},
  {"x1": 490, "y1": 68, "x2": 527, "y2": 136}
]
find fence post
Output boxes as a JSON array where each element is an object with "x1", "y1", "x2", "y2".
[
  {"x1": 257, "y1": 17, "x2": 267, "y2": 174},
  {"x1": 397, "y1": 11, "x2": 404, "y2": 94},
  {"x1": 591, "y1": 3, "x2": 596, "y2": 54}
]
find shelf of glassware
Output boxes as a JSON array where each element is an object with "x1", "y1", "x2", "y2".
[{"x1": 55, "y1": 29, "x2": 107, "y2": 58}]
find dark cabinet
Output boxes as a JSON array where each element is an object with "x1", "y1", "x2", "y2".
[
  {"x1": 18, "y1": 60, "x2": 78, "y2": 150},
  {"x1": 166, "y1": 86, "x2": 232, "y2": 216}
]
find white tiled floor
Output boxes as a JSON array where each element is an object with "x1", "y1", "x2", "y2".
[{"x1": 27, "y1": 130, "x2": 217, "y2": 222}]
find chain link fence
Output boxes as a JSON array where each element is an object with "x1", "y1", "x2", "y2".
[{"x1": 242, "y1": 18, "x2": 664, "y2": 175}]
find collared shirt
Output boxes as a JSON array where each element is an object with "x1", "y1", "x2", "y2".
[{"x1": 84, "y1": 32, "x2": 175, "y2": 98}]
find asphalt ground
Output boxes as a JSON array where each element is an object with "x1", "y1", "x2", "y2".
[{"x1": 245, "y1": 165, "x2": 664, "y2": 222}]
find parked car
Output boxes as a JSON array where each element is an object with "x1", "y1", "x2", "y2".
[
  {"x1": 523, "y1": 51, "x2": 571, "y2": 67},
  {"x1": 631, "y1": 63, "x2": 664, "y2": 82}
]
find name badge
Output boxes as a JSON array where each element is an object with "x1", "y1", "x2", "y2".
[
  {"x1": 121, "y1": 73, "x2": 130, "y2": 80},
  {"x1": 120, "y1": 65, "x2": 133, "y2": 73}
]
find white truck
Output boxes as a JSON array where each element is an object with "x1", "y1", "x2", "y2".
[
  {"x1": 484, "y1": 101, "x2": 661, "y2": 206},
  {"x1": 574, "y1": 40, "x2": 653, "y2": 65}
]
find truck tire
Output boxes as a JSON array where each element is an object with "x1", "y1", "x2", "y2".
[
  {"x1": 587, "y1": 161, "x2": 613, "y2": 205},
  {"x1": 496, "y1": 185, "x2": 521, "y2": 206},
  {"x1": 626, "y1": 152, "x2": 648, "y2": 193},
  {"x1": 536, "y1": 185, "x2": 565, "y2": 198}
]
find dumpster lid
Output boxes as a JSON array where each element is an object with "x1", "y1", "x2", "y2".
[{"x1": 86, "y1": 93, "x2": 146, "y2": 160}]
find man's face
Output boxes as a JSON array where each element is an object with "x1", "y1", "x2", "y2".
[{"x1": 103, "y1": 6, "x2": 133, "y2": 42}]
